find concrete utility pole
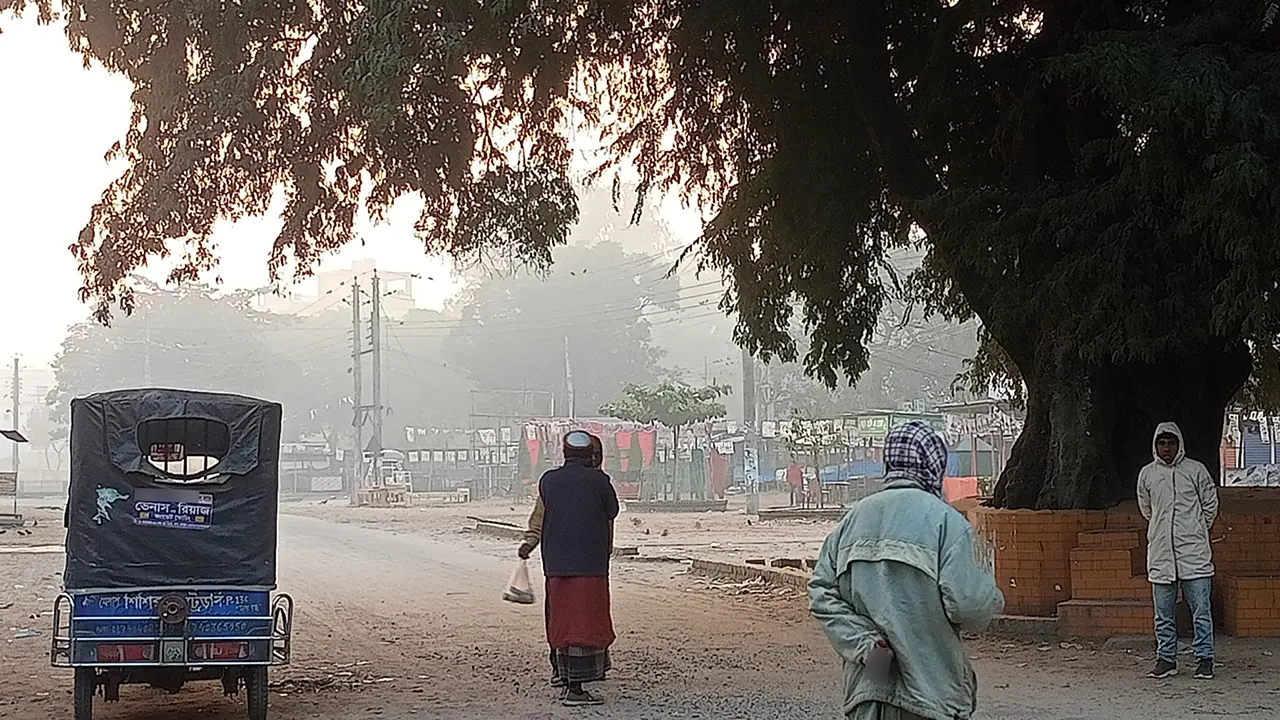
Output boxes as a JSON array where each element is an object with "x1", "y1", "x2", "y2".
[
  {"x1": 741, "y1": 345, "x2": 760, "y2": 514},
  {"x1": 10, "y1": 358, "x2": 17, "y2": 514},
  {"x1": 370, "y1": 270, "x2": 383, "y2": 479},
  {"x1": 11, "y1": 358, "x2": 18, "y2": 478},
  {"x1": 143, "y1": 319, "x2": 152, "y2": 385},
  {"x1": 350, "y1": 279, "x2": 363, "y2": 504},
  {"x1": 564, "y1": 335, "x2": 575, "y2": 419}
]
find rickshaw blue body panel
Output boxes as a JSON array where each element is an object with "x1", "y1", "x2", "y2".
[{"x1": 56, "y1": 588, "x2": 290, "y2": 667}]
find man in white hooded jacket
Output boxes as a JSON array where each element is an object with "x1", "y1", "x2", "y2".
[{"x1": 1136, "y1": 421, "x2": 1219, "y2": 681}]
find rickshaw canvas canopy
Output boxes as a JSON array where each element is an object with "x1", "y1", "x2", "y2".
[{"x1": 63, "y1": 388, "x2": 283, "y2": 592}]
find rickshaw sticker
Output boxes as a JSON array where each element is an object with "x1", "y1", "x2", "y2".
[
  {"x1": 93, "y1": 486, "x2": 130, "y2": 525},
  {"x1": 73, "y1": 591, "x2": 269, "y2": 618},
  {"x1": 131, "y1": 488, "x2": 215, "y2": 530}
]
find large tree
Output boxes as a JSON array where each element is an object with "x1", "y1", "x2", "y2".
[
  {"x1": 765, "y1": 300, "x2": 980, "y2": 419},
  {"x1": 441, "y1": 241, "x2": 672, "y2": 414},
  {"x1": 11, "y1": 1, "x2": 1280, "y2": 508},
  {"x1": 48, "y1": 281, "x2": 288, "y2": 427},
  {"x1": 48, "y1": 282, "x2": 475, "y2": 443}
]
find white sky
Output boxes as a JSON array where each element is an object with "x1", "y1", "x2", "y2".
[{"x1": 0, "y1": 14, "x2": 701, "y2": 366}]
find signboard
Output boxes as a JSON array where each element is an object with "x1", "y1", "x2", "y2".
[
  {"x1": 943, "y1": 409, "x2": 1024, "y2": 446},
  {"x1": 310, "y1": 476, "x2": 343, "y2": 492},
  {"x1": 0, "y1": 471, "x2": 15, "y2": 495},
  {"x1": 1225, "y1": 465, "x2": 1280, "y2": 487},
  {"x1": 132, "y1": 488, "x2": 214, "y2": 530},
  {"x1": 744, "y1": 447, "x2": 759, "y2": 491},
  {"x1": 858, "y1": 415, "x2": 889, "y2": 435}
]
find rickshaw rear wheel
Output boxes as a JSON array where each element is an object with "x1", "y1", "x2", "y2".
[
  {"x1": 73, "y1": 668, "x2": 95, "y2": 720},
  {"x1": 243, "y1": 666, "x2": 268, "y2": 720}
]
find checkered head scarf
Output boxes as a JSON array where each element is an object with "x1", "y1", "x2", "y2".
[{"x1": 883, "y1": 421, "x2": 949, "y2": 497}]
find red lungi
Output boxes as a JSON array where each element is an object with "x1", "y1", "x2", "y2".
[{"x1": 545, "y1": 576, "x2": 616, "y2": 649}]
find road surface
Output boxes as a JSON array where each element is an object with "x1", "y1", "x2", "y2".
[{"x1": 4, "y1": 509, "x2": 1280, "y2": 719}]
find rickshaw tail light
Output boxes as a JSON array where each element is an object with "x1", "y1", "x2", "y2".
[
  {"x1": 95, "y1": 644, "x2": 155, "y2": 662},
  {"x1": 190, "y1": 641, "x2": 250, "y2": 661}
]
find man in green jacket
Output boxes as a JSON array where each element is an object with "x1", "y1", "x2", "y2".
[
  {"x1": 1137, "y1": 421, "x2": 1219, "y2": 680},
  {"x1": 809, "y1": 421, "x2": 1004, "y2": 720}
]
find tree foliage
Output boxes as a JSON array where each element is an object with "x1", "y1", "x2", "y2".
[
  {"x1": 13, "y1": 1, "x2": 1280, "y2": 507},
  {"x1": 599, "y1": 381, "x2": 730, "y2": 429},
  {"x1": 48, "y1": 281, "x2": 283, "y2": 426},
  {"x1": 47, "y1": 281, "x2": 473, "y2": 442},
  {"x1": 766, "y1": 299, "x2": 979, "y2": 418},
  {"x1": 24, "y1": 406, "x2": 67, "y2": 472},
  {"x1": 441, "y1": 241, "x2": 674, "y2": 414}
]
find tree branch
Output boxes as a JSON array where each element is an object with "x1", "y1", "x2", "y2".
[
  {"x1": 842, "y1": 0, "x2": 1006, "y2": 327},
  {"x1": 843, "y1": 1, "x2": 943, "y2": 205}
]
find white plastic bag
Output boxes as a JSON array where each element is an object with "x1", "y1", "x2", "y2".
[{"x1": 502, "y1": 558, "x2": 535, "y2": 605}]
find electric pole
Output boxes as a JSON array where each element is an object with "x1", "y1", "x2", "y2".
[
  {"x1": 350, "y1": 279, "x2": 363, "y2": 504},
  {"x1": 9, "y1": 358, "x2": 17, "y2": 516},
  {"x1": 370, "y1": 270, "x2": 383, "y2": 478},
  {"x1": 741, "y1": 345, "x2": 760, "y2": 514},
  {"x1": 143, "y1": 319, "x2": 152, "y2": 385},
  {"x1": 563, "y1": 335, "x2": 575, "y2": 419}
]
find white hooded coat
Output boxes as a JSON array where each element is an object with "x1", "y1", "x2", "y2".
[{"x1": 1136, "y1": 422, "x2": 1219, "y2": 584}]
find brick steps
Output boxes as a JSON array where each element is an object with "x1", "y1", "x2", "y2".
[{"x1": 1058, "y1": 599, "x2": 1153, "y2": 638}]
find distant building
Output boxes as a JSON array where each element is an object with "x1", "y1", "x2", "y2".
[
  {"x1": 253, "y1": 260, "x2": 419, "y2": 319},
  {"x1": 936, "y1": 398, "x2": 1024, "y2": 479}
]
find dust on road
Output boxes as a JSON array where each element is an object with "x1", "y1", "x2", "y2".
[{"x1": 3, "y1": 504, "x2": 1279, "y2": 719}]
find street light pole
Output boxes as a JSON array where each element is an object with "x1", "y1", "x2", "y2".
[
  {"x1": 741, "y1": 345, "x2": 760, "y2": 515},
  {"x1": 2, "y1": 357, "x2": 27, "y2": 519}
]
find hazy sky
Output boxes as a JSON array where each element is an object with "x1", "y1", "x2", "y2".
[{"x1": 0, "y1": 14, "x2": 700, "y2": 366}]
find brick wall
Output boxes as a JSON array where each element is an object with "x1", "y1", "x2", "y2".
[
  {"x1": 1069, "y1": 546, "x2": 1148, "y2": 601},
  {"x1": 969, "y1": 488, "x2": 1280, "y2": 629},
  {"x1": 969, "y1": 507, "x2": 1108, "y2": 616},
  {"x1": 1058, "y1": 599, "x2": 1153, "y2": 638},
  {"x1": 1222, "y1": 574, "x2": 1280, "y2": 637},
  {"x1": 690, "y1": 559, "x2": 811, "y2": 590}
]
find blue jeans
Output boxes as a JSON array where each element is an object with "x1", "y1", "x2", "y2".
[{"x1": 1153, "y1": 577, "x2": 1213, "y2": 662}]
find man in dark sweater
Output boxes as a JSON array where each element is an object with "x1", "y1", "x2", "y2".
[
  {"x1": 519, "y1": 434, "x2": 607, "y2": 690},
  {"x1": 524, "y1": 430, "x2": 619, "y2": 706}
]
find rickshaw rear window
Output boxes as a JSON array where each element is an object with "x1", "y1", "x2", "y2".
[{"x1": 137, "y1": 417, "x2": 231, "y2": 482}]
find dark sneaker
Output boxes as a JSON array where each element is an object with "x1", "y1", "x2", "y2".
[
  {"x1": 1148, "y1": 659, "x2": 1177, "y2": 678},
  {"x1": 550, "y1": 675, "x2": 566, "y2": 688},
  {"x1": 1194, "y1": 659, "x2": 1214, "y2": 679},
  {"x1": 562, "y1": 689, "x2": 604, "y2": 707}
]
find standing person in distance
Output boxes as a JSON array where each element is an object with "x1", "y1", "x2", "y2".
[
  {"x1": 1137, "y1": 421, "x2": 1219, "y2": 680},
  {"x1": 809, "y1": 421, "x2": 1004, "y2": 720},
  {"x1": 519, "y1": 430, "x2": 618, "y2": 706}
]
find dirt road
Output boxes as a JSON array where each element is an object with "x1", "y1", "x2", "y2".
[{"x1": 4, "y1": 507, "x2": 1280, "y2": 719}]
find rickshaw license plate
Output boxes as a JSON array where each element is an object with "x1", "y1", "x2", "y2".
[{"x1": 161, "y1": 639, "x2": 186, "y2": 663}]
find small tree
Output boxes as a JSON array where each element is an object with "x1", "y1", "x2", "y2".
[
  {"x1": 600, "y1": 381, "x2": 731, "y2": 499},
  {"x1": 26, "y1": 406, "x2": 68, "y2": 475}
]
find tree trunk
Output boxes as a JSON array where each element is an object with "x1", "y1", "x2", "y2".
[{"x1": 992, "y1": 339, "x2": 1252, "y2": 509}]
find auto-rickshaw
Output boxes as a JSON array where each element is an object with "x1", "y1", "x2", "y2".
[{"x1": 50, "y1": 389, "x2": 293, "y2": 719}]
